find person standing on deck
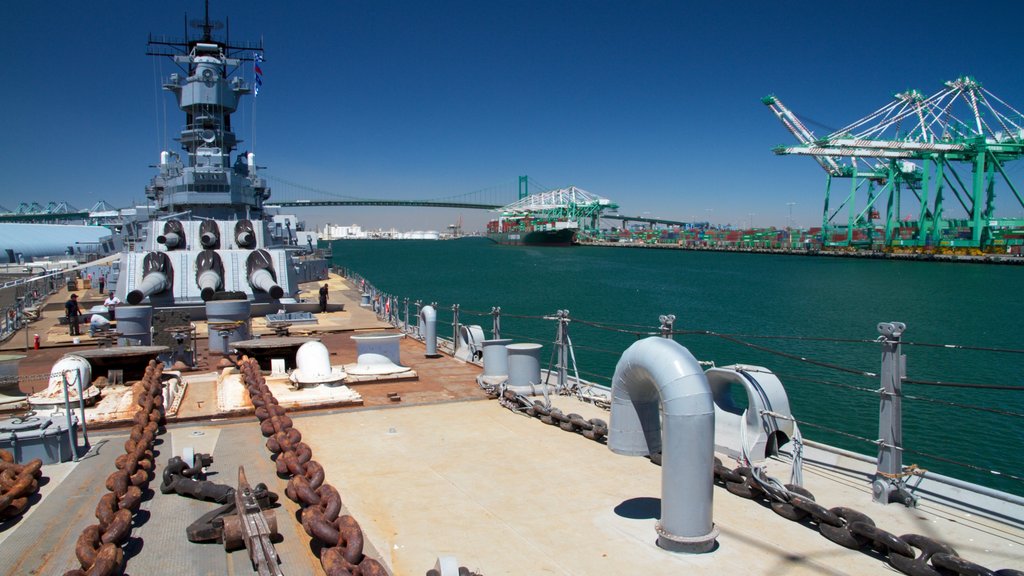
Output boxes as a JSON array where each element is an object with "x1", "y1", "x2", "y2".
[
  {"x1": 98, "y1": 275, "x2": 106, "y2": 295},
  {"x1": 104, "y1": 292, "x2": 120, "y2": 319},
  {"x1": 318, "y1": 284, "x2": 329, "y2": 313},
  {"x1": 65, "y1": 294, "x2": 81, "y2": 336}
]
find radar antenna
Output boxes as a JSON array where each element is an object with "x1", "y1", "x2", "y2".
[{"x1": 191, "y1": 0, "x2": 224, "y2": 42}]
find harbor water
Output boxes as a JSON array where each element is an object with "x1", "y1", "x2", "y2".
[{"x1": 331, "y1": 238, "x2": 1024, "y2": 496}]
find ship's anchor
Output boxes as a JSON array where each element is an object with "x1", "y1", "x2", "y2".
[{"x1": 162, "y1": 453, "x2": 282, "y2": 572}]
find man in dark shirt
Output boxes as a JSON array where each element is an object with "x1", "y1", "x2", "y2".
[
  {"x1": 318, "y1": 284, "x2": 329, "y2": 313},
  {"x1": 65, "y1": 293, "x2": 81, "y2": 336}
]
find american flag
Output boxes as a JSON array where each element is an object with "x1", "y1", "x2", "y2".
[{"x1": 254, "y1": 53, "x2": 264, "y2": 96}]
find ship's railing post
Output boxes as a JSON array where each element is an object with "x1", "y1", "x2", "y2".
[
  {"x1": 452, "y1": 304, "x2": 460, "y2": 355},
  {"x1": 659, "y1": 314, "x2": 676, "y2": 339},
  {"x1": 557, "y1": 310, "x2": 569, "y2": 391},
  {"x1": 874, "y1": 321, "x2": 914, "y2": 506},
  {"x1": 414, "y1": 300, "x2": 423, "y2": 338},
  {"x1": 491, "y1": 306, "x2": 501, "y2": 340},
  {"x1": 403, "y1": 298, "x2": 410, "y2": 334}
]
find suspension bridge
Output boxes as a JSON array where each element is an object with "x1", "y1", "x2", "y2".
[
  {"x1": 0, "y1": 175, "x2": 693, "y2": 230},
  {"x1": 262, "y1": 175, "x2": 537, "y2": 210}
]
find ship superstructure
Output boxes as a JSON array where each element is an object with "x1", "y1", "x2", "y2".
[{"x1": 116, "y1": 5, "x2": 314, "y2": 306}]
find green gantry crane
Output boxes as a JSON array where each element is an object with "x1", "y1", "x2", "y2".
[{"x1": 765, "y1": 77, "x2": 1024, "y2": 253}]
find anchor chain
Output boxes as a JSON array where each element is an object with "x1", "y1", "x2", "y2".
[
  {"x1": 64, "y1": 360, "x2": 166, "y2": 576},
  {"x1": 494, "y1": 389, "x2": 1021, "y2": 576},
  {"x1": 238, "y1": 356, "x2": 388, "y2": 576},
  {"x1": 0, "y1": 448, "x2": 43, "y2": 520},
  {"x1": 704, "y1": 455, "x2": 1022, "y2": 576},
  {"x1": 502, "y1": 391, "x2": 608, "y2": 442}
]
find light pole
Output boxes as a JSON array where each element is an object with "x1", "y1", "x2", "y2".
[
  {"x1": 786, "y1": 202, "x2": 796, "y2": 229},
  {"x1": 748, "y1": 212, "x2": 755, "y2": 229}
]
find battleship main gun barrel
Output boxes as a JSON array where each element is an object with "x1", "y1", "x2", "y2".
[
  {"x1": 199, "y1": 220, "x2": 221, "y2": 249},
  {"x1": 158, "y1": 232, "x2": 182, "y2": 249},
  {"x1": 156, "y1": 219, "x2": 186, "y2": 250},
  {"x1": 246, "y1": 249, "x2": 284, "y2": 299},
  {"x1": 195, "y1": 250, "x2": 225, "y2": 301},
  {"x1": 127, "y1": 252, "x2": 173, "y2": 305},
  {"x1": 235, "y1": 219, "x2": 256, "y2": 249},
  {"x1": 200, "y1": 232, "x2": 218, "y2": 248}
]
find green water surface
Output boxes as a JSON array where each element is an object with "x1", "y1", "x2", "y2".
[{"x1": 331, "y1": 238, "x2": 1024, "y2": 495}]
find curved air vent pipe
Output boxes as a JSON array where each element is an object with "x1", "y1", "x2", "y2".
[
  {"x1": 195, "y1": 250, "x2": 225, "y2": 301},
  {"x1": 608, "y1": 337, "x2": 718, "y2": 554},
  {"x1": 246, "y1": 249, "x2": 284, "y2": 299},
  {"x1": 418, "y1": 305, "x2": 438, "y2": 357},
  {"x1": 127, "y1": 252, "x2": 173, "y2": 305},
  {"x1": 156, "y1": 219, "x2": 186, "y2": 250}
]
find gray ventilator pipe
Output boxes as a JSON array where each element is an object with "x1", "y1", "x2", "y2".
[
  {"x1": 419, "y1": 305, "x2": 439, "y2": 357},
  {"x1": 248, "y1": 268, "x2": 284, "y2": 299},
  {"x1": 608, "y1": 337, "x2": 718, "y2": 554},
  {"x1": 127, "y1": 270, "x2": 170, "y2": 305},
  {"x1": 157, "y1": 232, "x2": 181, "y2": 249}
]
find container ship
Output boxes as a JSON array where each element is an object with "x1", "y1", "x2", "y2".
[
  {"x1": 485, "y1": 214, "x2": 579, "y2": 246},
  {"x1": 485, "y1": 185, "x2": 614, "y2": 246}
]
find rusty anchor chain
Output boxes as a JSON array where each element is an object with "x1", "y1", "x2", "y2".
[
  {"x1": 496, "y1": 388, "x2": 1022, "y2": 576},
  {"x1": 238, "y1": 356, "x2": 388, "y2": 576},
  {"x1": 64, "y1": 360, "x2": 166, "y2": 576},
  {"x1": 0, "y1": 448, "x2": 43, "y2": 521},
  {"x1": 500, "y1": 391, "x2": 609, "y2": 442},
  {"x1": 706, "y1": 456, "x2": 1023, "y2": 575}
]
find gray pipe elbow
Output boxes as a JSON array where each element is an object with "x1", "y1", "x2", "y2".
[{"x1": 608, "y1": 337, "x2": 717, "y2": 553}]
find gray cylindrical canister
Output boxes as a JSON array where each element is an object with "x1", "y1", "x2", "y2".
[
  {"x1": 481, "y1": 339, "x2": 513, "y2": 377},
  {"x1": 506, "y1": 343, "x2": 542, "y2": 388},
  {"x1": 205, "y1": 299, "x2": 252, "y2": 355},
  {"x1": 115, "y1": 305, "x2": 153, "y2": 346}
]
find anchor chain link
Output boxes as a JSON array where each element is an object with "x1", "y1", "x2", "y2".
[
  {"x1": 704, "y1": 456, "x2": 1022, "y2": 576},
  {"x1": 494, "y1": 388, "x2": 1022, "y2": 576},
  {"x1": 506, "y1": 391, "x2": 608, "y2": 442},
  {"x1": 239, "y1": 356, "x2": 389, "y2": 576},
  {"x1": 0, "y1": 448, "x2": 43, "y2": 521},
  {"x1": 65, "y1": 360, "x2": 166, "y2": 576}
]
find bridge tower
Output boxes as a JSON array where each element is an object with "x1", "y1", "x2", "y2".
[{"x1": 766, "y1": 77, "x2": 1024, "y2": 253}]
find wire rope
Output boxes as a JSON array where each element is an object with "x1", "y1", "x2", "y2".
[{"x1": 900, "y1": 393, "x2": 1024, "y2": 419}]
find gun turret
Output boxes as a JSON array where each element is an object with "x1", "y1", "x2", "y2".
[
  {"x1": 157, "y1": 219, "x2": 186, "y2": 250},
  {"x1": 235, "y1": 219, "x2": 256, "y2": 249},
  {"x1": 128, "y1": 252, "x2": 173, "y2": 305},
  {"x1": 199, "y1": 220, "x2": 221, "y2": 249},
  {"x1": 195, "y1": 250, "x2": 225, "y2": 301},
  {"x1": 246, "y1": 249, "x2": 284, "y2": 299}
]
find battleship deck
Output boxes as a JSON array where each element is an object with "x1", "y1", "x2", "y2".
[{"x1": 0, "y1": 276, "x2": 1021, "y2": 575}]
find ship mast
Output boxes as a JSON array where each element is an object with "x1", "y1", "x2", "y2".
[{"x1": 145, "y1": 1, "x2": 268, "y2": 219}]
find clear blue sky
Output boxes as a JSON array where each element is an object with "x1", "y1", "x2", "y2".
[{"x1": 4, "y1": 1, "x2": 1024, "y2": 232}]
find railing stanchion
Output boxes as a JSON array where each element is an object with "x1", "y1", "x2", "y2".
[{"x1": 874, "y1": 321, "x2": 915, "y2": 506}]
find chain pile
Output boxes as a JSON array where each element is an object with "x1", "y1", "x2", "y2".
[
  {"x1": 0, "y1": 449, "x2": 42, "y2": 520},
  {"x1": 65, "y1": 360, "x2": 165, "y2": 576},
  {"x1": 498, "y1": 390, "x2": 1022, "y2": 576},
  {"x1": 238, "y1": 356, "x2": 388, "y2": 576}
]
